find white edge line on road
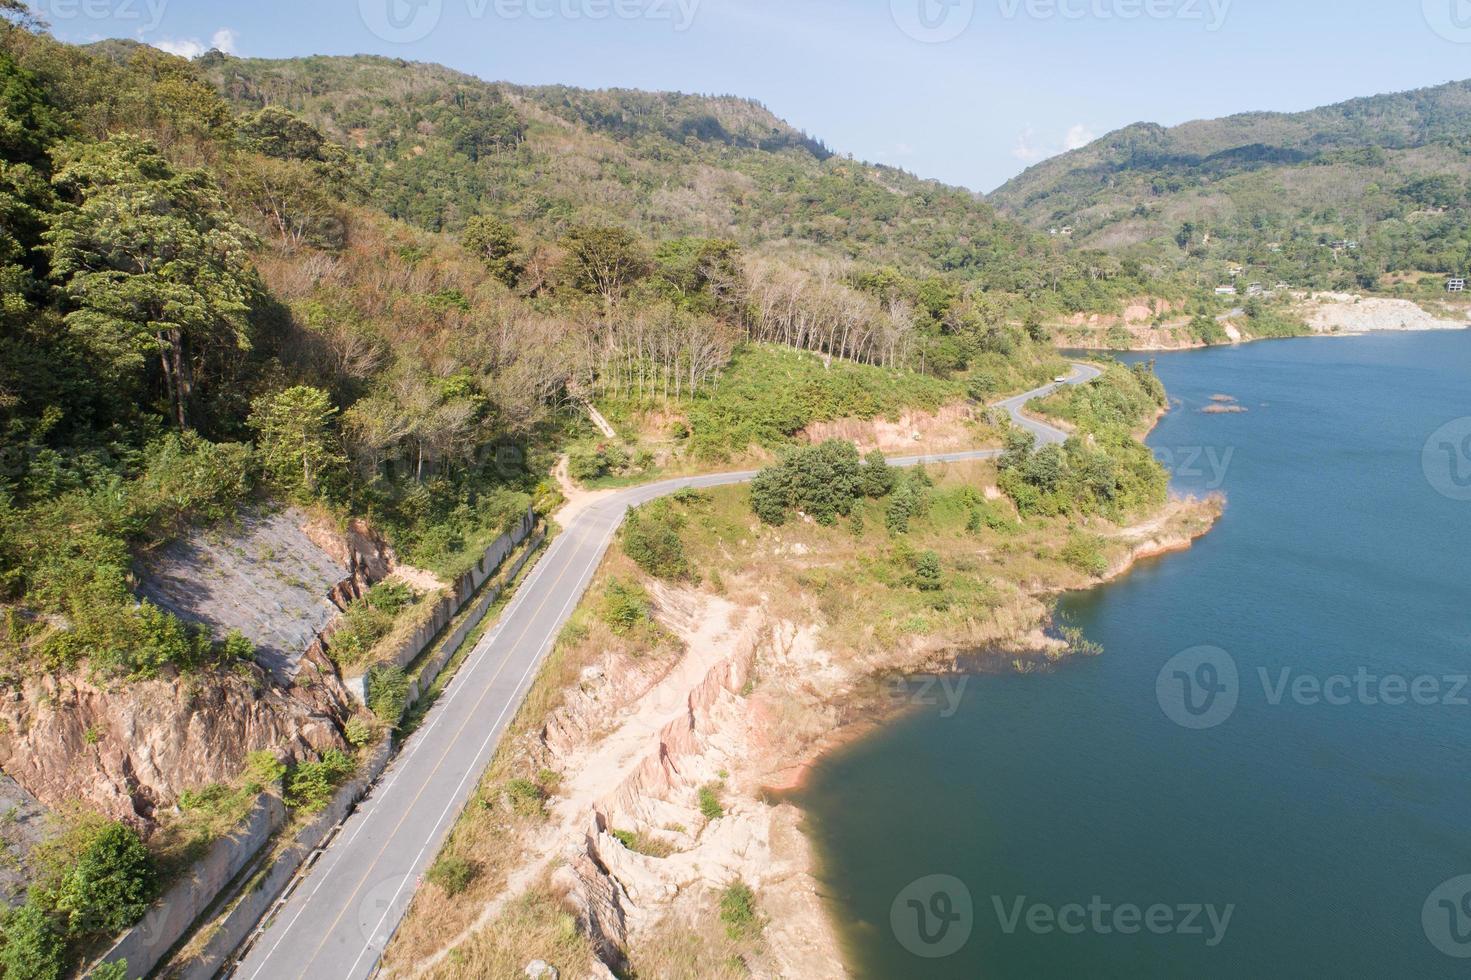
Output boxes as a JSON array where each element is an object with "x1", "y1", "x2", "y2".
[{"x1": 346, "y1": 515, "x2": 623, "y2": 979}]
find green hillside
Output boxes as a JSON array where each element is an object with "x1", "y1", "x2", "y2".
[{"x1": 990, "y1": 80, "x2": 1471, "y2": 292}]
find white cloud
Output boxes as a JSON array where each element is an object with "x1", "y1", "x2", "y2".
[
  {"x1": 1064, "y1": 124, "x2": 1097, "y2": 151},
  {"x1": 1014, "y1": 124, "x2": 1098, "y2": 165},
  {"x1": 210, "y1": 29, "x2": 239, "y2": 55},
  {"x1": 147, "y1": 27, "x2": 237, "y2": 60},
  {"x1": 150, "y1": 37, "x2": 207, "y2": 58},
  {"x1": 1012, "y1": 127, "x2": 1045, "y2": 163}
]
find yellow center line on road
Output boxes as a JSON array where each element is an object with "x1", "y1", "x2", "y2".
[{"x1": 258, "y1": 519, "x2": 599, "y2": 979}]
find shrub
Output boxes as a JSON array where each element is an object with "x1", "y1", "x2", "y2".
[
  {"x1": 1060, "y1": 534, "x2": 1110, "y2": 576},
  {"x1": 502, "y1": 778, "x2": 547, "y2": 817},
  {"x1": 426, "y1": 855, "x2": 478, "y2": 895},
  {"x1": 609, "y1": 828, "x2": 675, "y2": 858},
  {"x1": 367, "y1": 664, "x2": 410, "y2": 724},
  {"x1": 718, "y1": 880, "x2": 761, "y2": 940},
  {"x1": 344, "y1": 716, "x2": 374, "y2": 747},
  {"x1": 52, "y1": 822, "x2": 156, "y2": 937},
  {"x1": 0, "y1": 899, "x2": 65, "y2": 980},
  {"x1": 601, "y1": 579, "x2": 651, "y2": 635},
  {"x1": 911, "y1": 551, "x2": 943, "y2": 591},
  {"x1": 697, "y1": 784, "x2": 724, "y2": 821},
  {"x1": 218, "y1": 629, "x2": 256, "y2": 664},
  {"x1": 621, "y1": 500, "x2": 690, "y2": 580},
  {"x1": 750, "y1": 440, "x2": 893, "y2": 526},
  {"x1": 884, "y1": 471, "x2": 931, "y2": 535},
  {"x1": 87, "y1": 960, "x2": 129, "y2": 980},
  {"x1": 244, "y1": 750, "x2": 286, "y2": 791},
  {"x1": 966, "y1": 372, "x2": 999, "y2": 402},
  {"x1": 284, "y1": 749, "x2": 355, "y2": 811}
]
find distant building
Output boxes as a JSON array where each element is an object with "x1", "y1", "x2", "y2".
[
  {"x1": 1228, "y1": 266, "x2": 1244, "y2": 278},
  {"x1": 1246, "y1": 283, "x2": 1265, "y2": 296},
  {"x1": 1215, "y1": 286, "x2": 1238, "y2": 296},
  {"x1": 1449, "y1": 278, "x2": 1466, "y2": 293}
]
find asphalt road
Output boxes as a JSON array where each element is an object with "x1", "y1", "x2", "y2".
[{"x1": 228, "y1": 362, "x2": 1101, "y2": 980}]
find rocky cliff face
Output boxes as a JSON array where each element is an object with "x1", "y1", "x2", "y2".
[{"x1": 0, "y1": 648, "x2": 352, "y2": 827}]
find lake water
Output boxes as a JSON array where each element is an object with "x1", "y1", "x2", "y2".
[{"x1": 795, "y1": 331, "x2": 1471, "y2": 978}]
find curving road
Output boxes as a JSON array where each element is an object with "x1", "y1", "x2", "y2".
[{"x1": 228, "y1": 362, "x2": 1100, "y2": 980}]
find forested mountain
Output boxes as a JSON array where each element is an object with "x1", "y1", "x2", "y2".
[
  {"x1": 0, "y1": 25, "x2": 1111, "y2": 696},
  {"x1": 183, "y1": 49, "x2": 1187, "y2": 312},
  {"x1": 990, "y1": 80, "x2": 1471, "y2": 291}
]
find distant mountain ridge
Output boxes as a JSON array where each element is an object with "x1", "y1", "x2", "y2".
[{"x1": 989, "y1": 79, "x2": 1471, "y2": 286}]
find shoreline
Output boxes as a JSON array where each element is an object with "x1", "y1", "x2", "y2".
[
  {"x1": 763, "y1": 492, "x2": 1219, "y2": 807},
  {"x1": 380, "y1": 374, "x2": 1217, "y2": 978}
]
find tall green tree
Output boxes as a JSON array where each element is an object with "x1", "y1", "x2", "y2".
[
  {"x1": 44, "y1": 134, "x2": 257, "y2": 430},
  {"x1": 559, "y1": 225, "x2": 651, "y2": 311},
  {"x1": 249, "y1": 385, "x2": 345, "y2": 499},
  {"x1": 460, "y1": 214, "x2": 521, "y2": 286}
]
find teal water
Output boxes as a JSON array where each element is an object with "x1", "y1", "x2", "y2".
[{"x1": 796, "y1": 331, "x2": 1471, "y2": 978}]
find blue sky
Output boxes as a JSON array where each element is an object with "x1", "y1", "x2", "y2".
[{"x1": 40, "y1": 0, "x2": 1471, "y2": 192}]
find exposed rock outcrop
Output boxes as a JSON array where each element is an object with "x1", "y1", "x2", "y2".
[{"x1": 0, "y1": 648, "x2": 352, "y2": 827}]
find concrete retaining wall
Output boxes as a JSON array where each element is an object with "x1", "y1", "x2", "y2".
[
  {"x1": 404, "y1": 528, "x2": 546, "y2": 709},
  {"x1": 346, "y1": 508, "x2": 537, "y2": 703},
  {"x1": 150, "y1": 522, "x2": 546, "y2": 978},
  {"x1": 97, "y1": 795, "x2": 287, "y2": 979},
  {"x1": 167, "y1": 737, "x2": 395, "y2": 980}
]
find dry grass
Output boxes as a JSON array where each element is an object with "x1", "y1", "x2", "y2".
[
  {"x1": 421, "y1": 882, "x2": 594, "y2": 980},
  {"x1": 383, "y1": 548, "x2": 679, "y2": 970},
  {"x1": 623, "y1": 897, "x2": 756, "y2": 980}
]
